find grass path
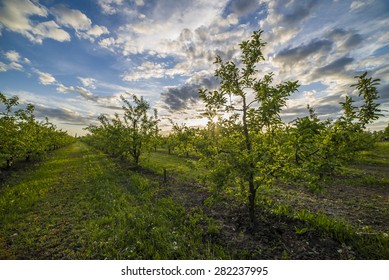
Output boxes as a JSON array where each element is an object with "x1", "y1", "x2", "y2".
[
  {"x1": 0, "y1": 142, "x2": 125, "y2": 259},
  {"x1": 0, "y1": 142, "x2": 226, "y2": 259}
]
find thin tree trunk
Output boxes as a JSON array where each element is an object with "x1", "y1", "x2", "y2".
[
  {"x1": 163, "y1": 168, "x2": 167, "y2": 183},
  {"x1": 6, "y1": 157, "x2": 13, "y2": 169},
  {"x1": 248, "y1": 176, "x2": 256, "y2": 226},
  {"x1": 242, "y1": 95, "x2": 256, "y2": 226}
]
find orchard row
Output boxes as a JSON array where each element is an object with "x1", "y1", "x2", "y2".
[
  {"x1": 82, "y1": 30, "x2": 385, "y2": 225},
  {"x1": 0, "y1": 93, "x2": 74, "y2": 169}
]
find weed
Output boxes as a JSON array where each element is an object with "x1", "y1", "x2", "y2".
[{"x1": 294, "y1": 226, "x2": 309, "y2": 235}]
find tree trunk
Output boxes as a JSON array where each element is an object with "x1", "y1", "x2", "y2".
[
  {"x1": 242, "y1": 95, "x2": 256, "y2": 227},
  {"x1": 133, "y1": 143, "x2": 139, "y2": 166},
  {"x1": 248, "y1": 175, "x2": 256, "y2": 227},
  {"x1": 163, "y1": 168, "x2": 167, "y2": 183},
  {"x1": 6, "y1": 157, "x2": 13, "y2": 169},
  {"x1": 134, "y1": 152, "x2": 139, "y2": 166}
]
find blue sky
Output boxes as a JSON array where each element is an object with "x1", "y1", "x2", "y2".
[{"x1": 0, "y1": 0, "x2": 388, "y2": 136}]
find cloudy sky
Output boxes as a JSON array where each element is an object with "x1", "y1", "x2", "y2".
[{"x1": 0, "y1": 0, "x2": 388, "y2": 135}]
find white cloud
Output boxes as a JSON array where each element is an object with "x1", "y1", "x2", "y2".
[
  {"x1": 113, "y1": 0, "x2": 229, "y2": 56},
  {"x1": 0, "y1": 0, "x2": 48, "y2": 32},
  {"x1": 79, "y1": 24, "x2": 110, "y2": 42},
  {"x1": 5, "y1": 50, "x2": 21, "y2": 62},
  {"x1": 78, "y1": 77, "x2": 97, "y2": 89},
  {"x1": 56, "y1": 83, "x2": 100, "y2": 102},
  {"x1": 219, "y1": 13, "x2": 239, "y2": 28},
  {"x1": 51, "y1": 5, "x2": 109, "y2": 42},
  {"x1": 122, "y1": 61, "x2": 170, "y2": 81},
  {"x1": 98, "y1": 0, "x2": 124, "y2": 15},
  {"x1": 134, "y1": 0, "x2": 144, "y2": 6},
  {"x1": 1, "y1": 50, "x2": 32, "y2": 72},
  {"x1": 259, "y1": 0, "x2": 320, "y2": 47},
  {"x1": 0, "y1": 0, "x2": 70, "y2": 44},
  {"x1": 87, "y1": 25, "x2": 109, "y2": 37},
  {"x1": 75, "y1": 86, "x2": 99, "y2": 102},
  {"x1": 0, "y1": 61, "x2": 8, "y2": 72},
  {"x1": 98, "y1": 37, "x2": 117, "y2": 50},
  {"x1": 350, "y1": 0, "x2": 373, "y2": 10},
  {"x1": 87, "y1": 0, "x2": 244, "y2": 88},
  {"x1": 8, "y1": 62, "x2": 24, "y2": 71},
  {"x1": 51, "y1": 5, "x2": 92, "y2": 31},
  {"x1": 35, "y1": 70, "x2": 56, "y2": 85},
  {"x1": 33, "y1": 21, "x2": 71, "y2": 43},
  {"x1": 0, "y1": 1, "x2": 108, "y2": 44},
  {"x1": 109, "y1": 1, "x2": 251, "y2": 84},
  {"x1": 56, "y1": 84, "x2": 75, "y2": 93}
]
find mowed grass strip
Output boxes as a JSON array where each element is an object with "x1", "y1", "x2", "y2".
[{"x1": 0, "y1": 142, "x2": 227, "y2": 259}]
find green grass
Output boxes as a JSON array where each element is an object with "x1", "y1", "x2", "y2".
[
  {"x1": 140, "y1": 141, "x2": 389, "y2": 259},
  {"x1": 141, "y1": 150, "x2": 203, "y2": 181},
  {"x1": 269, "y1": 205, "x2": 389, "y2": 259},
  {"x1": 0, "y1": 142, "x2": 228, "y2": 259},
  {"x1": 341, "y1": 142, "x2": 389, "y2": 188},
  {"x1": 354, "y1": 142, "x2": 389, "y2": 166},
  {"x1": 2, "y1": 141, "x2": 388, "y2": 259}
]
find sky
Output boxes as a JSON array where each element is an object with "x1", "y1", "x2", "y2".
[{"x1": 0, "y1": 0, "x2": 388, "y2": 136}]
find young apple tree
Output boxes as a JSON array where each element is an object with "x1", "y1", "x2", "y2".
[
  {"x1": 85, "y1": 95, "x2": 159, "y2": 167},
  {"x1": 290, "y1": 72, "x2": 382, "y2": 186},
  {"x1": 121, "y1": 95, "x2": 159, "y2": 166},
  {"x1": 199, "y1": 30, "x2": 299, "y2": 226}
]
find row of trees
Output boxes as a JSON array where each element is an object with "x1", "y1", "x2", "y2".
[
  {"x1": 0, "y1": 93, "x2": 75, "y2": 169},
  {"x1": 162, "y1": 122, "x2": 198, "y2": 157},
  {"x1": 83, "y1": 30, "x2": 384, "y2": 226},
  {"x1": 83, "y1": 95, "x2": 159, "y2": 166}
]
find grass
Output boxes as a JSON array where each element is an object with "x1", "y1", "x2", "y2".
[
  {"x1": 256, "y1": 142, "x2": 389, "y2": 259},
  {"x1": 141, "y1": 149, "x2": 203, "y2": 182},
  {"x1": 1, "y1": 141, "x2": 388, "y2": 259},
  {"x1": 0, "y1": 142, "x2": 228, "y2": 259},
  {"x1": 354, "y1": 142, "x2": 389, "y2": 166},
  {"x1": 269, "y1": 204, "x2": 389, "y2": 259},
  {"x1": 141, "y1": 141, "x2": 389, "y2": 259}
]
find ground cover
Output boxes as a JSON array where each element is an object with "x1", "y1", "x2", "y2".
[
  {"x1": 0, "y1": 142, "x2": 227, "y2": 259},
  {"x1": 139, "y1": 142, "x2": 389, "y2": 259},
  {"x1": 1, "y1": 141, "x2": 387, "y2": 259}
]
